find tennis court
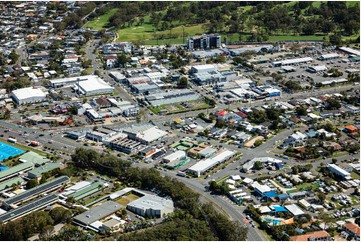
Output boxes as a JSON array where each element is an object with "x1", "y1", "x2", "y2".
[{"x1": 0, "y1": 142, "x2": 25, "y2": 162}]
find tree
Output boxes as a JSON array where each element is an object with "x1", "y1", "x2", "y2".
[
  {"x1": 51, "y1": 225, "x2": 90, "y2": 241},
  {"x1": 325, "y1": 98, "x2": 341, "y2": 110},
  {"x1": 116, "y1": 54, "x2": 129, "y2": 67},
  {"x1": 9, "y1": 50, "x2": 19, "y2": 64},
  {"x1": 83, "y1": 31, "x2": 93, "y2": 42},
  {"x1": 39, "y1": 225, "x2": 54, "y2": 240},
  {"x1": 26, "y1": 178, "x2": 38, "y2": 189},
  {"x1": 296, "y1": 106, "x2": 308, "y2": 116},
  {"x1": 49, "y1": 207, "x2": 72, "y2": 224},
  {"x1": 254, "y1": 161, "x2": 263, "y2": 170},
  {"x1": 68, "y1": 106, "x2": 78, "y2": 115},
  {"x1": 177, "y1": 77, "x2": 188, "y2": 88},
  {"x1": 329, "y1": 33, "x2": 342, "y2": 46}
]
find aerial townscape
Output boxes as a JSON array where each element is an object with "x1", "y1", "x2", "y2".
[{"x1": 0, "y1": 1, "x2": 359, "y2": 241}]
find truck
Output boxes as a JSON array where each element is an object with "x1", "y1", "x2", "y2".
[
  {"x1": 7, "y1": 137, "x2": 17, "y2": 143},
  {"x1": 177, "y1": 171, "x2": 187, "y2": 177},
  {"x1": 30, "y1": 141, "x2": 40, "y2": 146}
]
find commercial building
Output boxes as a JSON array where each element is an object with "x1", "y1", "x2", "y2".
[
  {"x1": 243, "y1": 157, "x2": 284, "y2": 172},
  {"x1": 74, "y1": 76, "x2": 113, "y2": 96},
  {"x1": 122, "y1": 124, "x2": 167, "y2": 145},
  {"x1": 190, "y1": 64, "x2": 217, "y2": 74},
  {"x1": 307, "y1": 65, "x2": 327, "y2": 73},
  {"x1": 49, "y1": 75, "x2": 98, "y2": 88},
  {"x1": 146, "y1": 90, "x2": 200, "y2": 106},
  {"x1": 318, "y1": 53, "x2": 340, "y2": 61},
  {"x1": 109, "y1": 71, "x2": 126, "y2": 82},
  {"x1": 289, "y1": 230, "x2": 331, "y2": 241},
  {"x1": 0, "y1": 194, "x2": 58, "y2": 223},
  {"x1": 187, "y1": 34, "x2": 221, "y2": 50},
  {"x1": 162, "y1": 150, "x2": 186, "y2": 164},
  {"x1": 327, "y1": 164, "x2": 352, "y2": 180},
  {"x1": 73, "y1": 201, "x2": 122, "y2": 228},
  {"x1": 127, "y1": 194, "x2": 174, "y2": 218},
  {"x1": 105, "y1": 134, "x2": 145, "y2": 154},
  {"x1": 272, "y1": 57, "x2": 313, "y2": 67},
  {"x1": 187, "y1": 149, "x2": 236, "y2": 177},
  {"x1": 3, "y1": 176, "x2": 69, "y2": 208},
  {"x1": 251, "y1": 181, "x2": 273, "y2": 197},
  {"x1": 193, "y1": 70, "x2": 227, "y2": 86},
  {"x1": 229, "y1": 45, "x2": 275, "y2": 56},
  {"x1": 339, "y1": 47, "x2": 360, "y2": 56},
  {"x1": 10, "y1": 87, "x2": 46, "y2": 105}
]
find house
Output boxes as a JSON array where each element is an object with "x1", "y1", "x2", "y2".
[
  {"x1": 289, "y1": 230, "x2": 331, "y2": 241},
  {"x1": 343, "y1": 222, "x2": 360, "y2": 240},
  {"x1": 327, "y1": 164, "x2": 352, "y2": 180},
  {"x1": 344, "y1": 125, "x2": 358, "y2": 136}
]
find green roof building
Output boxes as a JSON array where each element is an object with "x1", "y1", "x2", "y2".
[
  {"x1": 0, "y1": 177, "x2": 25, "y2": 191},
  {"x1": 70, "y1": 180, "x2": 104, "y2": 201},
  {"x1": 18, "y1": 151, "x2": 50, "y2": 166},
  {"x1": 28, "y1": 163, "x2": 64, "y2": 179},
  {"x1": 0, "y1": 162, "x2": 34, "y2": 182}
]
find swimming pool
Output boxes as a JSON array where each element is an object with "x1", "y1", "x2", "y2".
[
  {"x1": 263, "y1": 217, "x2": 282, "y2": 225},
  {"x1": 0, "y1": 142, "x2": 25, "y2": 162}
]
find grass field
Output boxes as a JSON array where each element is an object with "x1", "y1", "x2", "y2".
[
  {"x1": 84, "y1": 8, "x2": 119, "y2": 30},
  {"x1": 84, "y1": 2, "x2": 359, "y2": 45},
  {"x1": 115, "y1": 193, "x2": 140, "y2": 206}
]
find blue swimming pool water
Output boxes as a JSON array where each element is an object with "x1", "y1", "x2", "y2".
[
  {"x1": 0, "y1": 142, "x2": 25, "y2": 162},
  {"x1": 263, "y1": 217, "x2": 282, "y2": 225}
]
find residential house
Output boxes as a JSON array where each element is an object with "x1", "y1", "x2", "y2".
[{"x1": 343, "y1": 222, "x2": 360, "y2": 240}]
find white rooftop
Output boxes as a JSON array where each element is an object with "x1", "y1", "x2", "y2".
[
  {"x1": 163, "y1": 150, "x2": 186, "y2": 162},
  {"x1": 136, "y1": 126, "x2": 167, "y2": 143},
  {"x1": 76, "y1": 77, "x2": 113, "y2": 93},
  {"x1": 285, "y1": 204, "x2": 305, "y2": 216},
  {"x1": 11, "y1": 87, "x2": 46, "y2": 100}
]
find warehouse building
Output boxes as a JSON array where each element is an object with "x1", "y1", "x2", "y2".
[
  {"x1": 0, "y1": 194, "x2": 58, "y2": 223},
  {"x1": 73, "y1": 201, "x2": 122, "y2": 229},
  {"x1": 146, "y1": 90, "x2": 200, "y2": 106},
  {"x1": 3, "y1": 176, "x2": 69, "y2": 208},
  {"x1": 339, "y1": 46, "x2": 360, "y2": 56},
  {"x1": 74, "y1": 76, "x2": 114, "y2": 96},
  {"x1": 109, "y1": 71, "x2": 126, "y2": 82},
  {"x1": 10, "y1": 87, "x2": 47, "y2": 105},
  {"x1": 327, "y1": 164, "x2": 352, "y2": 180},
  {"x1": 318, "y1": 53, "x2": 340, "y2": 61},
  {"x1": 272, "y1": 57, "x2": 313, "y2": 67},
  {"x1": 307, "y1": 65, "x2": 327, "y2": 73},
  {"x1": 127, "y1": 194, "x2": 174, "y2": 218},
  {"x1": 193, "y1": 70, "x2": 227, "y2": 86},
  {"x1": 50, "y1": 75, "x2": 100, "y2": 88},
  {"x1": 122, "y1": 124, "x2": 168, "y2": 145},
  {"x1": 162, "y1": 150, "x2": 186, "y2": 164},
  {"x1": 187, "y1": 149, "x2": 236, "y2": 177},
  {"x1": 190, "y1": 64, "x2": 217, "y2": 74}
]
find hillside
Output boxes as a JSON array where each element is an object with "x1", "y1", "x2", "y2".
[{"x1": 83, "y1": 1, "x2": 360, "y2": 45}]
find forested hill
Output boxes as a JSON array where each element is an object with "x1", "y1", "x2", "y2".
[{"x1": 75, "y1": 1, "x2": 359, "y2": 43}]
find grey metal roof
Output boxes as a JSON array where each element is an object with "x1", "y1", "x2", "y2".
[
  {"x1": 0, "y1": 194, "x2": 58, "y2": 222},
  {"x1": 4, "y1": 176, "x2": 69, "y2": 205},
  {"x1": 73, "y1": 201, "x2": 122, "y2": 225}
]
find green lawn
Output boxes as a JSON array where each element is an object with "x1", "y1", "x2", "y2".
[
  {"x1": 350, "y1": 172, "x2": 360, "y2": 180},
  {"x1": 268, "y1": 35, "x2": 325, "y2": 41},
  {"x1": 84, "y1": 8, "x2": 119, "y2": 30}
]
